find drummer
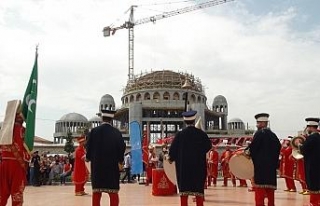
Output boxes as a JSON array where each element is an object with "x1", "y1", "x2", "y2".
[
  {"x1": 168, "y1": 110, "x2": 212, "y2": 206},
  {"x1": 299, "y1": 117, "x2": 320, "y2": 205},
  {"x1": 245, "y1": 113, "x2": 281, "y2": 206}
]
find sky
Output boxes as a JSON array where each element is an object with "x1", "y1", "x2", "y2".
[{"x1": 0, "y1": 0, "x2": 319, "y2": 140}]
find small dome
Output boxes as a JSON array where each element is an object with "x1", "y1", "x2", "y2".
[
  {"x1": 228, "y1": 118, "x2": 244, "y2": 123},
  {"x1": 89, "y1": 116, "x2": 102, "y2": 122},
  {"x1": 59, "y1": 113, "x2": 88, "y2": 122},
  {"x1": 100, "y1": 94, "x2": 115, "y2": 111},
  {"x1": 213, "y1": 95, "x2": 227, "y2": 105}
]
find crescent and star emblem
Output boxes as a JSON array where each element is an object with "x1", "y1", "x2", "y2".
[{"x1": 25, "y1": 79, "x2": 37, "y2": 113}]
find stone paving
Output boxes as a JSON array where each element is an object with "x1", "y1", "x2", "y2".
[{"x1": 8, "y1": 178, "x2": 309, "y2": 206}]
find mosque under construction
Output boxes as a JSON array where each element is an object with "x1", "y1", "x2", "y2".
[{"x1": 53, "y1": 70, "x2": 253, "y2": 147}]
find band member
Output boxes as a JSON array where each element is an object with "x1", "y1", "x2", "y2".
[
  {"x1": 299, "y1": 117, "x2": 320, "y2": 206},
  {"x1": 169, "y1": 110, "x2": 212, "y2": 206},
  {"x1": 147, "y1": 145, "x2": 158, "y2": 183},
  {"x1": 279, "y1": 138, "x2": 296, "y2": 192},
  {"x1": 0, "y1": 100, "x2": 31, "y2": 206},
  {"x1": 86, "y1": 109, "x2": 126, "y2": 206},
  {"x1": 246, "y1": 113, "x2": 281, "y2": 206},
  {"x1": 220, "y1": 144, "x2": 236, "y2": 187},
  {"x1": 207, "y1": 146, "x2": 219, "y2": 187},
  {"x1": 294, "y1": 155, "x2": 308, "y2": 194},
  {"x1": 73, "y1": 135, "x2": 89, "y2": 196}
]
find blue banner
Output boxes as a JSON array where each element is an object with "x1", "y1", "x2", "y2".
[{"x1": 130, "y1": 121, "x2": 143, "y2": 174}]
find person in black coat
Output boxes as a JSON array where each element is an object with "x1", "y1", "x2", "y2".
[
  {"x1": 247, "y1": 113, "x2": 281, "y2": 206},
  {"x1": 86, "y1": 109, "x2": 126, "y2": 206},
  {"x1": 299, "y1": 117, "x2": 320, "y2": 206},
  {"x1": 169, "y1": 110, "x2": 212, "y2": 206}
]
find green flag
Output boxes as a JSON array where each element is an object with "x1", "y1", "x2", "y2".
[{"x1": 22, "y1": 48, "x2": 38, "y2": 151}]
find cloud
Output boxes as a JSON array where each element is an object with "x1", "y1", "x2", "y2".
[{"x1": 0, "y1": 0, "x2": 319, "y2": 139}]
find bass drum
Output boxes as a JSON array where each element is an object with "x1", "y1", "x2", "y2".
[
  {"x1": 229, "y1": 149, "x2": 254, "y2": 180},
  {"x1": 163, "y1": 155, "x2": 177, "y2": 185}
]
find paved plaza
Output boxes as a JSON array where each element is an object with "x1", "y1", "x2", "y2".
[{"x1": 12, "y1": 178, "x2": 308, "y2": 206}]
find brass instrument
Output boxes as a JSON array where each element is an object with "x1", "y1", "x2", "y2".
[{"x1": 290, "y1": 136, "x2": 306, "y2": 160}]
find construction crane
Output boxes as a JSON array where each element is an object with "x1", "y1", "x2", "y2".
[{"x1": 103, "y1": 0, "x2": 234, "y2": 82}]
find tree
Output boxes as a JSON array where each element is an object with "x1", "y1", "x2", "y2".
[{"x1": 64, "y1": 130, "x2": 75, "y2": 157}]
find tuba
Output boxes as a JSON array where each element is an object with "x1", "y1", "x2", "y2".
[{"x1": 290, "y1": 135, "x2": 306, "y2": 160}]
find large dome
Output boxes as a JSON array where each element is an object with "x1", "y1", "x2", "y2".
[
  {"x1": 124, "y1": 70, "x2": 204, "y2": 93},
  {"x1": 59, "y1": 113, "x2": 88, "y2": 122}
]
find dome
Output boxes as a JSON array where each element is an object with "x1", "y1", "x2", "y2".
[
  {"x1": 124, "y1": 70, "x2": 204, "y2": 94},
  {"x1": 59, "y1": 113, "x2": 88, "y2": 122},
  {"x1": 100, "y1": 94, "x2": 115, "y2": 111},
  {"x1": 228, "y1": 118, "x2": 244, "y2": 123},
  {"x1": 89, "y1": 116, "x2": 102, "y2": 122},
  {"x1": 213, "y1": 95, "x2": 227, "y2": 105}
]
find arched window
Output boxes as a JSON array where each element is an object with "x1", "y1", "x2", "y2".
[
  {"x1": 136, "y1": 93, "x2": 142, "y2": 101},
  {"x1": 144, "y1": 93, "x2": 150, "y2": 100},
  {"x1": 173, "y1": 92, "x2": 179, "y2": 100},
  {"x1": 130, "y1": 95, "x2": 134, "y2": 102},
  {"x1": 163, "y1": 92, "x2": 170, "y2": 100},
  {"x1": 125, "y1": 97, "x2": 129, "y2": 104},
  {"x1": 190, "y1": 94, "x2": 196, "y2": 103},
  {"x1": 153, "y1": 92, "x2": 160, "y2": 100},
  {"x1": 197, "y1": 96, "x2": 201, "y2": 103}
]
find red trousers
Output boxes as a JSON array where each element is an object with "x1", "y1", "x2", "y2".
[
  {"x1": 223, "y1": 177, "x2": 236, "y2": 186},
  {"x1": 92, "y1": 192, "x2": 119, "y2": 206},
  {"x1": 75, "y1": 183, "x2": 86, "y2": 194},
  {"x1": 180, "y1": 195, "x2": 204, "y2": 206},
  {"x1": 239, "y1": 179, "x2": 248, "y2": 187},
  {"x1": 254, "y1": 187, "x2": 275, "y2": 206},
  {"x1": 284, "y1": 178, "x2": 296, "y2": 190},
  {"x1": 207, "y1": 176, "x2": 217, "y2": 186},
  {"x1": 0, "y1": 160, "x2": 26, "y2": 206},
  {"x1": 310, "y1": 194, "x2": 320, "y2": 206}
]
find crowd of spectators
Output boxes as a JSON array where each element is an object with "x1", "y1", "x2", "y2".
[{"x1": 27, "y1": 151, "x2": 74, "y2": 186}]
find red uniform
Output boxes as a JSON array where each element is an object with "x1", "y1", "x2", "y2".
[
  {"x1": 294, "y1": 158, "x2": 308, "y2": 194},
  {"x1": 220, "y1": 148, "x2": 236, "y2": 186},
  {"x1": 207, "y1": 149, "x2": 219, "y2": 186},
  {"x1": 0, "y1": 122, "x2": 31, "y2": 206},
  {"x1": 147, "y1": 151, "x2": 158, "y2": 183},
  {"x1": 279, "y1": 146, "x2": 296, "y2": 191},
  {"x1": 72, "y1": 144, "x2": 89, "y2": 196}
]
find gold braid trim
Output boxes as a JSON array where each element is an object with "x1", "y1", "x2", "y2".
[
  {"x1": 11, "y1": 143, "x2": 27, "y2": 170},
  {"x1": 92, "y1": 188, "x2": 119, "y2": 193},
  {"x1": 180, "y1": 191, "x2": 204, "y2": 197},
  {"x1": 255, "y1": 184, "x2": 277, "y2": 190}
]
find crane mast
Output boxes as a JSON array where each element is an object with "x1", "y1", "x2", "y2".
[{"x1": 103, "y1": 0, "x2": 234, "y2": 82}]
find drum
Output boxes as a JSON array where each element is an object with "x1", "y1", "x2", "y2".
[
  {"x1": 152, "y1": 168, "x2": 177, "y2": 196},
  {"x1": 163, "y1": 155, "x2": 177, "y2": 184},
  {"x1": 229, "y1": 149, "x2": 254, "y2": 179}
]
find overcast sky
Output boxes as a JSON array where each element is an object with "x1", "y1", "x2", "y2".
[{"x1": 0, "y1": 0, "x2": 319, "y2": 140}]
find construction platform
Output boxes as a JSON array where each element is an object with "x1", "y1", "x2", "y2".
[{"x1": 9, "y1": 178, "x2": 309, "y2": 206}]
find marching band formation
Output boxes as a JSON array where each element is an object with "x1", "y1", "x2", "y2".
[{"x1": 1, "y1": 98, "x2": 320, "y2": 206}]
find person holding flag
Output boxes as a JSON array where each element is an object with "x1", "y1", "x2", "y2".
[
  {"x1": 0, "y1": 100, "x2": 31, "y2": 206},
  {"x1": 0, "y1": 48, "x2": 38, "y2": 206}
]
